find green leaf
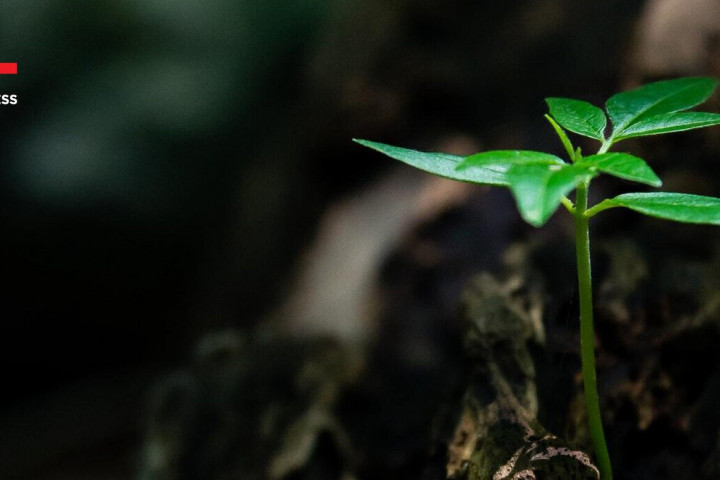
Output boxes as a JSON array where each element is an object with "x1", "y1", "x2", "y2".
[
  {"x1": 457, "y1": 150, "x2": 565, "y2": 170},
  {"x1": 546, "y1": 97, "x2": 607, "y2": 141},
  {"x1": 507, "y1": 163, "x2": 593, "y2": 227},
  {"x1": 606, "y1": 77, "x2": 718, "y2": 140},
  {"x1": 614, "y1": 112, "x2": 720, "y2": 140},
  {"x1": 579, "y1": 153, "x2": 661, "y2": 187},
  {"x1": 588, "y1": 192, "x2": 720, "y2": 225},
  {"x1": 353, "y1": 139, "x2": 509, "y2": 186}
]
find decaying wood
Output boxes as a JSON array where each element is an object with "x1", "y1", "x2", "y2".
[
  {"x1": 447, "y1": 272, "x2": 599, "y2": 480},
  {"x1": 137, "y1": 333, "x2": 360, "y2": 480}
]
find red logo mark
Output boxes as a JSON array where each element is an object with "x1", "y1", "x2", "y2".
[{"x1": 0, "y1": 63, "x2": 18, "y2": 74}]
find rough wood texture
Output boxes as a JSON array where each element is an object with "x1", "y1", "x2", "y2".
[{"x1": 448, "y1": 273, "x2": 598, "y2": 480}]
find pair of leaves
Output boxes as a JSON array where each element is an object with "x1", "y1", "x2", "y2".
[
  {"x1": 355, "y1": 140, "x2": 659, "y2": 226},
  {"x1": 547, "y1": 77, "x2": 720, "y2": 145},
  {"x1": 354, "y1": 138, "x2": 720, "y2": 228}
]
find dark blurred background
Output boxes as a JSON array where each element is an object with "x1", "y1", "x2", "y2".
[{"x1": 2, "y1": 0, "x2": 720, "y2": 478}]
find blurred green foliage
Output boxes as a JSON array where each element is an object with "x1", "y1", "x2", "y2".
[
  {"x1": 2, "y1": 0, "x2": 330, "y2": 215},
  {"x1": 0, "y1": 0, "x2": 335, "y2": 406}
]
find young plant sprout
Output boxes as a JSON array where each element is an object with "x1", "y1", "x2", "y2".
[{"x1": 354, "y1": 77, "x2": 720, "y2": 480}]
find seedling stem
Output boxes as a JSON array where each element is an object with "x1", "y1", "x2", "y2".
[{"x1": 574, "y1": 181, "x2": 612, "y2": 480}]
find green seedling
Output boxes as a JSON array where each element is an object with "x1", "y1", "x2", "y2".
[{"x1": 354, "y1": 77, "x2": 720, "y2": 479}]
